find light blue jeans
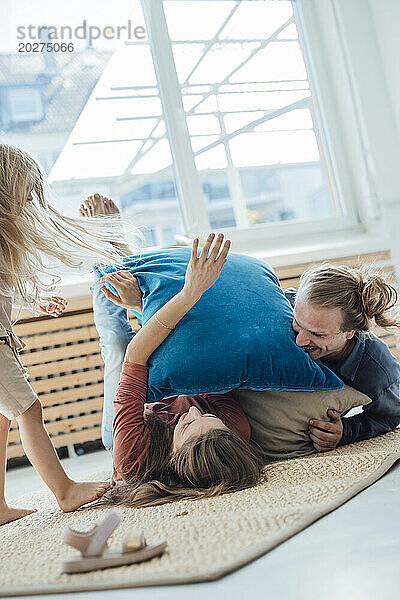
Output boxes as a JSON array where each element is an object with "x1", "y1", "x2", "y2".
[{"x1": 92, "y1": 280, "x2": 136, "y2": 454}]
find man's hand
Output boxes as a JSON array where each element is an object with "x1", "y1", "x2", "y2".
[
  {"x1": 39, "y1": 296, "x2": 68, "y2": 317},
  {"x1": 308, "y1": 409, "x2": 343, "y2": 452},
  {"x1": 100, "y1": 271, "x2": 143, "y2": 310}
]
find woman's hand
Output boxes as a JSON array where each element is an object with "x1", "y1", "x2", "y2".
[
  {"x1": 100, "y1": 270, "x2": 143, "y2": 310},
  {"x1": 39, "y1": 296, "x2": 68, "y2": 317},
  {"x1": 183, "y1": 233, "x2": 231, "y2": 303}
]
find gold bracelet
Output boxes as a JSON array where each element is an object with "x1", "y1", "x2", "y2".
[{"x1": 154, "y1": 313, "x2": 174, "y2": 330}]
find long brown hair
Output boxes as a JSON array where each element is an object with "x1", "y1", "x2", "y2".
[
  {"x1": 99, "y1": 412, "x2": 264, "y2": 509},
  {"x1": 297, "y1": 263, "x2": 400, "y2": 331},
  {"x1": 0, "y1": 144, "x2": 140, "y2": 310}
]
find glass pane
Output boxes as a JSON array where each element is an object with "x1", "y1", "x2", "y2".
[
  {"x1": 163, "y1": 1, "x2": 236, "y2": 41},
  {"x1": 164, "y1": 0, "x2": 339, "y2": 228},
  {"x1": 277, "y1": 23, "x2": 299, "y2": 40},
  {"x1": 130, "y1": 139, "x2": 173, "y2": 175},
  {"x1": 171, "y1": 43, "x2": 206, "y2": 84},
  {"x1": 187, "y1": 115, "x2": 221, "y2": 135},
  {"x1": 219, "y1": 1, "x2": 294, "y2": 40},
  {"x1": 47, "y1": 7, "x2": 182, "y2": 246},
  {"x1": 195, "y1": 144, "x2": 228, "y2": 171},
  {"x1": 229, "y1": 131, "x2": 320, "y2": 166},
  {"x1": 188, "y1": 42, "x2": 260, "y2": 85},
  {"x1": 231, "y1": 42, "x2": 308, "y2": 82},
  {"x1": 1, "y1": 0, "x2": 184, "y2": 251}
]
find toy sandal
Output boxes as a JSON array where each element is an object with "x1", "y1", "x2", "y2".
[{"x1": 61, "y1": 511, "x2": 167, "y2": 574}]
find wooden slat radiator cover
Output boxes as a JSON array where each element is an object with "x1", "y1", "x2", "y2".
[
  {"x1": 7, "y1": 297, "x2": 138, "y2": 459},
  {"x1": 7, "y1": 250, "x2": 399, "y2": 458}
]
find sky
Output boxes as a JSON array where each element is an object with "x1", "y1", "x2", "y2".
[{"x1": 0, "y1": 0, "x2": 145, "y2": 52}]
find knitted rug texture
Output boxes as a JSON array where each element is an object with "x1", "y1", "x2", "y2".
[{"x1": 1, "y1": 431, "x2": 399, "y2": 597}]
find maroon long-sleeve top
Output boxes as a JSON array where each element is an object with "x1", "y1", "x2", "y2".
[{"x1": 113, "y1": 362, "x2": 251, "y2": 481}]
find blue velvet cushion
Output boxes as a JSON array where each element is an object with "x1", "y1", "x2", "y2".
[{"x1": 94, "y1": 247, "x2": 343, "y2": 402}]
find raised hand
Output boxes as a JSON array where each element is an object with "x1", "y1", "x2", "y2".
[
  {"x1": 100, "y1": 270, "x2": 143, "y2": 310},
  {"x1": 39, "y1": 296, "x2": 68, "y2": 317},
  {"x1": 183, "y1": 233, "x2": 231, "y2": 302}
]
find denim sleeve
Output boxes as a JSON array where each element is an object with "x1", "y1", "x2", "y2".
[
  {"x1": 283, "y1": 288, "x2": 297, "y2": 309},
  {"x1": 338, "y1": 378, "x2": 400, "y2": 446}
]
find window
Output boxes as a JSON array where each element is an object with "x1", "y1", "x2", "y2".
[
  {"x1": 7, "y1": 86, "x2": 45, "y2": 123},
  {"x1": 45, "y1": 0, "x2": 360, "y2": 250},
  {"x1": 162, "y1": 0, "x2": 342, "y2": 231},
  {"x1": 49, "y1": 30, "x2": 184, "y2": 239}
]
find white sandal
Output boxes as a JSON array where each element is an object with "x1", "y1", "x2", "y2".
[{"x1": 61, "y1": 511, "x2": 167, "y2": 574}]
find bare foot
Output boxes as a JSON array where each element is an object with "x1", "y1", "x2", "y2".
[
  {"x1": 79, "y1": 194, "x2": 131, "y2": 256},
  {"x1": 0, "y1": 503, "x2": 37, "y2": 526},
  {"x1": 79, "y1": 193, "x2": 120, "y2": 218},
  {"x1": 57, "y1": 481, "x2": 111, "y2": 513}
]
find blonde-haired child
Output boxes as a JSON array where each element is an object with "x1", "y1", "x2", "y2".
[{"x1": 0, "y1": 144, "x2": 139, "y2": 526}]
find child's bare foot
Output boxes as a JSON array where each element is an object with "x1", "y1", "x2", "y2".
[
  {"x1": 79, "y1": 194, "x2": 131, "y2": 256},
  {"x1": 0, "y1": 503, "x2": 37, "y2": 526},
  {"x1": 79, "y1": 193, "x2": 120, "y2": 218},
  {"x1": 57, "y1": 480, "x2": 111, "y2": 513}
]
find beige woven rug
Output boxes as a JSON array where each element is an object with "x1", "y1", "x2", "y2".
[{"x1": 1, "y1": 431, "x2": 400, "y2": 597}]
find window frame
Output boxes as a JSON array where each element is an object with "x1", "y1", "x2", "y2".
[{"x1": 141, "y1": 0, "x2": 377, "y2": 250}]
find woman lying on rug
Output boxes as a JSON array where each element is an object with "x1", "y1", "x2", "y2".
[
  {"x1": 89, "y1": 225, "x2": 264, "y2": 509},
  {"x1": 0, "y1": 145, "x2": 141, "y2": 527}
]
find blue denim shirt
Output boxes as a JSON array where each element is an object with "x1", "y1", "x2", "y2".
[{"x1": 284, "y1": 289, "x2": 400, "y2": 445}]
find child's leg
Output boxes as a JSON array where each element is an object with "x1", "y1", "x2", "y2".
[
  {"x1": 0, "y1": 341, "x2": 111, "y2": 514},
  {"x1": 17, "y1": 400, "x2": 110, "y2": 512},
  {"x1": 92, "y1": 279, "x2": 136, "y2": 453},
  {"x1": 0, "y1": 414, "x2": 11, "y2": 504},
  {"x1": 0, "y1": 412, "x2": 36, "y2": 526}
]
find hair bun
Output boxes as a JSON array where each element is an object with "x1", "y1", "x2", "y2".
[{"x1": 360, "y1": 274, "x2": 398, "y2": 325}]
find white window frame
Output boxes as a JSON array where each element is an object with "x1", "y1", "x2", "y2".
[{"x1": 141, "y1": 0, "x2": 383, "y2": 255}]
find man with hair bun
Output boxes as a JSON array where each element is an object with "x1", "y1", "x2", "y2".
[{"x1": 284, "y1": 263, "x2": 400, "y2": 452}]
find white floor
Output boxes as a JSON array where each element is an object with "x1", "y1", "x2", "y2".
[{"x1": 4, "y1": 450, "x2": 400, "y2": 600}]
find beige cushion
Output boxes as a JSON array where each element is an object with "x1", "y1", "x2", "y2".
[{"x1": 232, "y1": 385, "x2": 371, "y2": 459}]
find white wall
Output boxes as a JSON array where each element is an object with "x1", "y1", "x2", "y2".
[
  {"x1": 367, "y1": 0, "x2": 400, "y2": 277},
  {"x1": 369, "y1": 0, "x2": 400, "y2": 140},
  {"x1": 314, "y1": 0, "x2": 400, "y2": 277}
]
